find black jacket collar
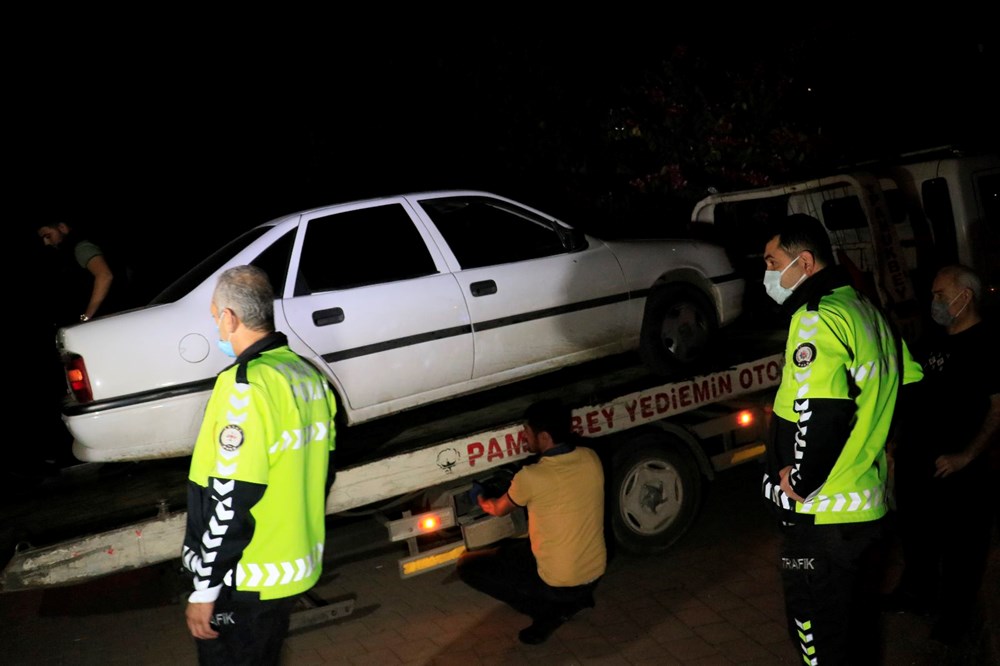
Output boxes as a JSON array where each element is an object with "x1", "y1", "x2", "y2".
[
  {"x1": 782, "y1": 266, "x2": 853, "y2": 316},
  {"x1": 228, "y1": 331, "x2": 288, "y2": 384},
  {"x1": 237, "y1": 331, "x2": 288, "y2": 361}
]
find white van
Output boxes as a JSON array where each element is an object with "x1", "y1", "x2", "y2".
[{"x1": 690, "y1": 147, "x2": 999, "y2": 320}]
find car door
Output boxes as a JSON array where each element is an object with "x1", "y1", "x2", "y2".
[
  {"x1": 281, "y1": 200, "x2": 473, "y2": 412},
  {"x1": 414, "y1": 195, "x2": 630, "y2": 380}
]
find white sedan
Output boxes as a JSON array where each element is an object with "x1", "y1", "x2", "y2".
[{"x1": 58, "y1": 191, "x2": 744, "y2": 462}]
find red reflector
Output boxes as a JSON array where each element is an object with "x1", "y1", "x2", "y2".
[{"x1": 737, "y1": 410, "x2": 754, "y2": 427}]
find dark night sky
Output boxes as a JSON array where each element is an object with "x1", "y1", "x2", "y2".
[{"x1": 14, "y1": 29, "x2": 997, "y2": 303}]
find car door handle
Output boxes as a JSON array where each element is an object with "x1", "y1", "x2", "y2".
[
  {"x1": 313, "y1": 307, "x2": 345, "y2": 326},
  {"x1": 470, "y1": 280, "x2": 497, "y2": 297}
]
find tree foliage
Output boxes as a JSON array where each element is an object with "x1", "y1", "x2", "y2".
[
  {"x1": 449, "y1": 38, "x2": 831, "y2": 232},
  {"x1": 607, "y1": 43, "x2": 821, "y2": 195},
  {"x1": 463, "y1": 35, "x2": 992, "y2": 234}
]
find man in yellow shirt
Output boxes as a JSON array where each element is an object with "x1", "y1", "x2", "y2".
[{"x1": 456, "y1": 399, "x2": 607, "y2": 645}]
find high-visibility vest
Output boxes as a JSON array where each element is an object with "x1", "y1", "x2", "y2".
[
  {"x1": 189, "y1": 346, "x2": 337, "y2": 599},
  {"x1": 772, "y1": 285, "x2": 922, "y2": 525}
]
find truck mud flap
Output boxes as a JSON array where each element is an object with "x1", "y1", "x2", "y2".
[{"x1": 287, "y1": 591, "x2": 381, "y2": 634}]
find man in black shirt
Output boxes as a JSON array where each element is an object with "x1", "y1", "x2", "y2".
[
  {"x1": 888, "y1": 264, "x2": 1000, "y2": 646},
  {"x1": 37, "y1": 220, "x2": 133, "y2": 325}
]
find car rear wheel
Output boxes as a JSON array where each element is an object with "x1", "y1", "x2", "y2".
[{"x1": 639, "y1": 284, "x2": 717, "y2": 376}]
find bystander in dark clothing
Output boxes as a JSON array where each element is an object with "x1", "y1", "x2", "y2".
[
  {"x1": 32, "y1": 220, "x2": 134, "y2": 469},
  {"x1": 37, "y1": 220, "x2": 133, "y2": 327},
  {"x1": 887, "y1": 264, "x2": 1000, "y2": 647}
]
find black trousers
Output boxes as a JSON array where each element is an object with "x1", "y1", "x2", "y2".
[
  {"x1": 194, "y1": 591, "x2": 298, "y2": 666},
  {"x1": 778, "y1": 519, "x2": 888, "y2": 666},
  {"x1": 456, "y1": 538, "x2": 598, "y2": 622},
  {"x1": 892, "y1": 456, "x2": 994, "y2": 626}
]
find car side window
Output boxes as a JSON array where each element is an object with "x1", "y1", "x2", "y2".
[
  {"x1": 250, "y1": 228, "x2": 296, "y2": 295},
  {"x1": 420, "y1": 196, "x2": 568, "y2": 269},
  {"x1": 296, "y1": 204, "x2": 438, "y2": 294},
  {"x1": 150, "y1": 226, "x2": 274, "y2": 305}
]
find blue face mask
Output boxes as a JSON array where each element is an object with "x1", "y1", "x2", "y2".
[
  {"x1": 217, "y1": 338, "x2": 236, "y2": 358},
  {"x1": 216, "y1": 310, "x2": 237, "y2": 358}
]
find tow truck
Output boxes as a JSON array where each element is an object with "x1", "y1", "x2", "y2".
[{"x1": 1, "y1": 341, "x2": 782, "y2": 602}]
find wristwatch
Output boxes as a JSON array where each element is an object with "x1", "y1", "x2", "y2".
[{"x1": 80, "y1": 314, "x2": 90, "y2": 322}]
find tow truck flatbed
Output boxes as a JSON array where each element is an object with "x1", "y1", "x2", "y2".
[{"x1": 2, "y1": 328, "x2": 783, "y2": 592}]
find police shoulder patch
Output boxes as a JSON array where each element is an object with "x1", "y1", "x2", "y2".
[
  {"x1": 219, "y1": 424, "x2": 244, "y2": 452},
  {"x1": 793, "y1": 342, "x2": 817, "y2": 368}
]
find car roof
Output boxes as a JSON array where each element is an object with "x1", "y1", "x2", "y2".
[{"x1": 280, "y1": 190, "x2": 507, "y2": 221}]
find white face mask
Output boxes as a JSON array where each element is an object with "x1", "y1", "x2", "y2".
[{"x1": 763, "y1": 255, "x2": 806, "y2": 305}]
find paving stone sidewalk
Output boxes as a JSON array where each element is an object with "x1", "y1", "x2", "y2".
[{"x1": 2, "y1": 463, "x2": 996, "y2": 665}]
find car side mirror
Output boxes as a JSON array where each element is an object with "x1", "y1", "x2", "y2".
[{"x1": 552, "y1": 222, "x2": 588, "y2": 252}]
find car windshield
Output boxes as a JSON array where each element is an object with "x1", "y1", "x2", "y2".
[{"x1": 149, "y1": 225, "x2": 274, "y2": 305}]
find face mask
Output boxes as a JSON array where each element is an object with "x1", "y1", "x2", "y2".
[
  {"x1": 216, "y1": 310, "x2": 237, "y2": 358},
  {"x1": 930, "y1": 292, "x2": 967, "y2": 327},
  {"x1": 763, "y1": 255, "x2": 806, "y2": 305}
]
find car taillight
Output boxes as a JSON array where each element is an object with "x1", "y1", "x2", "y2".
[{"x1": 65, "y1": 355, "x2": 93, "y2": 403}]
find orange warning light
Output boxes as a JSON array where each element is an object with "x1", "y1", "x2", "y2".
[
  {"x1": 737, "y1": 410, "x2": 754, "y2": 427},
  {"x1": 421, "y1": 515, "x2": 440, "y2": 531}
]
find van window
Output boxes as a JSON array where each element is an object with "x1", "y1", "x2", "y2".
[
  {"x1": 973, "y1": 172, "x2": 999, "y2": 290},
  {"x1": 822, "y1": 197, "x2": 866, "y2": 230},
  {"x1": 922, "y1": 178, "x2": 958, "y2": 266},
  {"x1": 821, "y1": 190, "x2": 908, "y2": 231}
]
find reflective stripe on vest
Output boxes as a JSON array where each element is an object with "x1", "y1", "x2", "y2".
[
  {"x1": 268, "y1": 421, "x2": 331, "y2": 454},
  {"x1": 225, "y1": 541, "x2": 324, "y2": 590},
  {"x1": 798, "y1": 484, "x2": 885, "y2": 514}
]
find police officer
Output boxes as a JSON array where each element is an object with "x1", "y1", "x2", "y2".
[
  {"x1": 761, "y1": 215, "x2": 922, "y2": 665},
  {"x1": 182, "y1": 265, "x2": 337, "y2": 665}
]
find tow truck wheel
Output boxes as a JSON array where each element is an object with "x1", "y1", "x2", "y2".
[
  {"x1": 639, "y1": 284, "x2": 717, "y2": 377},
  {"x1": 610, "y1": 439, "x2": 702, "y2": 555}
]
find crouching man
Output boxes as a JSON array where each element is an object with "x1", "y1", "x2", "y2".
[{"x1": 456, "y1": 398, "x2": 606, "y2": 645}]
